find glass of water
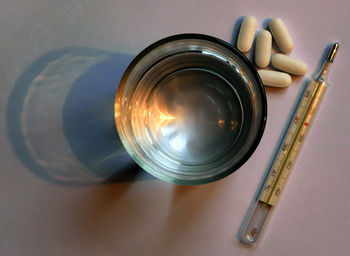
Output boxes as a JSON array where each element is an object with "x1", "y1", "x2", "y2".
[{"x1": 115, "y1": 34, "x2": 267, "y2": 185}]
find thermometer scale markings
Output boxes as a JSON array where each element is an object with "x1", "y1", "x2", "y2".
[{"x1": 260, "y1": 79, "x2": 319, "y2": 205}]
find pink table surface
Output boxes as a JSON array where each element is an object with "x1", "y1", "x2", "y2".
[{"x1": 1, "y1": 0, "x2": 349, "y2": 255}]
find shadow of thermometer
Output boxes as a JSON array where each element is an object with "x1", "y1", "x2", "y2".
[{"x1": 239, "y1": 43, "x2": 339, "y2": 244}]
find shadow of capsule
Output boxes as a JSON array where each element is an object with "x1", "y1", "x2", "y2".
[
  {"x1": 6, "y1": 47, "x2": 154, "y2": 186},
  {"x1": 231, "y1": 16, "x2": 245, "y2": 48}
]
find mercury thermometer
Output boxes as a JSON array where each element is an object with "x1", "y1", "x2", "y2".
[{"x1": 239, "y1": 43, "x2": 339, "y2": 244}]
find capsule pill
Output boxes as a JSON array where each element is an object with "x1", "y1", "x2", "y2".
[
  {"x1": 237, "y1": 16, "x2": 257, "y2": 52},
  {"x1": 269, "y1": 18, "x2": 294, "y2": 53},
  {"x1": 271, "y1": 54, "x2": 308, "y2": 76},
  {"x1": 255, "y1": 30, "x2": 272, "y2": 68},
  {"x1": 258, "y1": 70, "x2": 292, "y2": 88}
]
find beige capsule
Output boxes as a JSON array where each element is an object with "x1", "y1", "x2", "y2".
[
  {"x1": 258, "y1": 70, "x2": 292, "y2": 88},
  {"x1": 255, "y1": 30, "x2": 272, "y2": 68},
  {"x1": 271, "y1": 54, "x2": 308, "y2": 76},
  {"x1": 237, "y1": 16, "x2": 257, "y2": 52},
  {"x1": 269, "y1": 18, "x2": 294, "y2": 53}
]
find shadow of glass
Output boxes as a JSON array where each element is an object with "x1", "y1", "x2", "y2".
[{"x1": 6, "y1": 47, "x2": 154, "y2": 186}]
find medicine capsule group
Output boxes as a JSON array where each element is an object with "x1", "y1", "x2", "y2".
[{"x1": 236, "y1": 16, "x2": 307, "y2": 88}]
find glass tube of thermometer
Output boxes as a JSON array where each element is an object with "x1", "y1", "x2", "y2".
[{"x1": 239, "y1": 43, "x2": 339, "y2": 244}]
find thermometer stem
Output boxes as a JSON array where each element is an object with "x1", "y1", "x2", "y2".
[{"x1": 239, "y1": 43, "x2": 339, "y2": 244}]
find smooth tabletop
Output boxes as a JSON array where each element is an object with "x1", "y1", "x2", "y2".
[{"x1": 1, "y1": 0, "x2": 349, "y2": 255}]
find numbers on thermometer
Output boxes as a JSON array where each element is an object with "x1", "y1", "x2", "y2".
[{"x1": 259, "y1": 80, "x2": 323, "y2": 206}]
